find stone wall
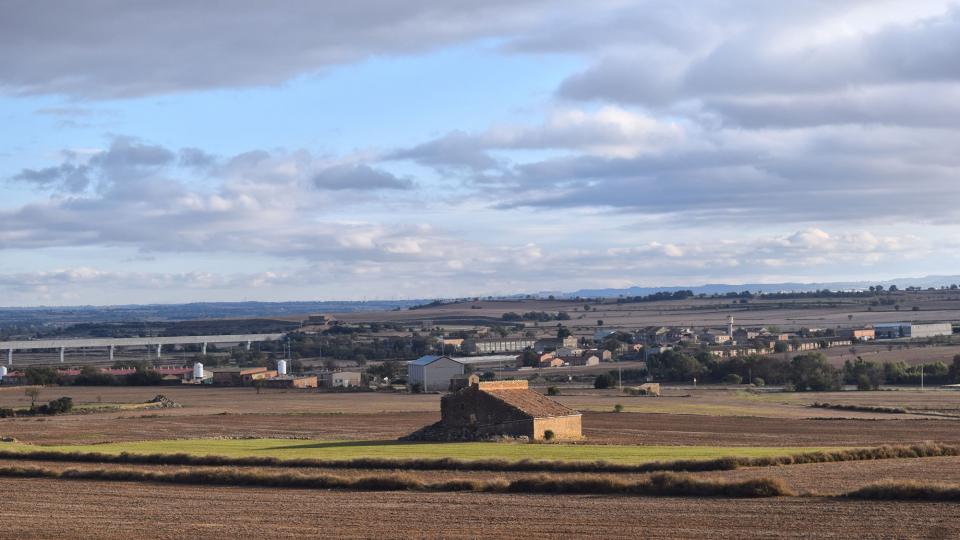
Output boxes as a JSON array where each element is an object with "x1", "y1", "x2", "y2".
[{"x1": 533, "y1": 415, "x2": 582, "y2": 440}]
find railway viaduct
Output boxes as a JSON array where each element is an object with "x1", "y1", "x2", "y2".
[{"x1": 0, "y1": 334, "x2": 286, "y2": 365}]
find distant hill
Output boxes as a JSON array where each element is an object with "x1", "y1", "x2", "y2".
[
  {"x1": 0, "y1": 300, "x2": 424, "y2": 325},
  {"x1": 563, "y1": 275, "x2": 960, "y2": 299}
]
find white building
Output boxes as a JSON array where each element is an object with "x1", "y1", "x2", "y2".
[
  {"x1": 332, "y1": 371, "x2": 362, "y2": 388},
  {"x1": 874, "y1": 322, "x2": 953, "y2": 339},
  {"x1": 407, "y1": 355, "x2": 465, "y2": 392}
]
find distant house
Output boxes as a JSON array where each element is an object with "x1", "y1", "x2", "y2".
[
  {"x1": 838, "y1": 328, "x2": 876, "y2": 341},
  {"x1": 555, "y1": 346, "x2": 582, "y2": 357},
  {"x1": 700, "y1": 330, "x2": 732, "y2": 345},
  {"x1": 407, "y1": 355, "x2": 465, "y2": 392},
  {"x1": 582, "y1": 348, "x2": 613, "y2": 361},
  {"x1": 332, "y1": 371, "x2": 362, "y2": 388},
  {"x1": 439, "y1": 379, "x2": 581, "y2": 440},
  {"x1": 562, "y1": 354, "x2": 600, "y2": 367},
  {"x1": 533, "y1": 336, "x2": 578, "y2": 353},
  {"x1": 593, "y1": 329, "x2": 617, "y2": 343},
  {"x1": 538, "y1": 357, "x2": 564, "y2": 368}
]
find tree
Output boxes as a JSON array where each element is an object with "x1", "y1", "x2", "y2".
[
  {"x1": 518, "y1": 349, "x2": 539, "y2": 368},
  {"x1": 596, "y1": 320, "x2": 604, "y2": 326},
  {"x1": 649, "y1": 350, "x2": 705, "y2": 382},
  {"x1": 789, "y1": 353, "x2": 841, "y2": 391},
  {"x1": 74, "y1": 366, "x2": 116, "y2": 386},
  {"x1": 949, "y1": 355, "x2": 960, "y2": 384},
  {"x1": 593, "y1": 373, "x2": 613, "y2": 389},
  {"x1": 844, "y1": 358, "x2": 884, "y2": 390},
  {"x1": 24, "y1": 387, "x2": 41, "y2": 408},
  {"x1": 556, "y1": 326, "x2": 571, "y2": 339}
]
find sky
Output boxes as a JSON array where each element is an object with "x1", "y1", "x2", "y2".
[{"x1": 2, "y1": 0, "x2": 960, "y2": 306}]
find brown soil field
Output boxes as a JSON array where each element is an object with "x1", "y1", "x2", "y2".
[
  {"x1": 5, "y1": 454, "x2": 960, "y2": 490},
  {"x1": 1, "y1": 476, "x2": 957, "y2": 539},
  {"x1": 822, "y1": 343, "x2": 960, "y2": 367},
  {"x1": 584, "y1": 412, "x2": 960, "y2": 446},
  {"x1": 707, "y1": 456, "x2": 960, "y2": 495},
  {"x1": 0, "y1": 386, "x2": 442, "y2": 414},
  {"x1": 322, "y1": 292, "x2": 960, "y2": 334},
  {"x1": 0, "y1": 411, "x2": 437, "y2": 444},
  {"x1": 1, "y1": 410, "x2": 956, "y2": 448},
  {"x1": 0, "y1": 386, "x2": 957, "y2": 446}
]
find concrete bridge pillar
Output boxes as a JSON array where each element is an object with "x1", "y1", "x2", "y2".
[
  {"x1": 6, "y1": 349, "x2": 11, "y2": 365},
  {"x1": 156, "y1": 344, "x2": 162, "y2": 359},
  {"x1": 109, "y1": 344, "x2": 115, "y2": 362},
  {"x1": 201, "y1": 342, "x2": 207, "y2": 355},
  {"x1": 59, "y1": 347, "x2": 65, "y2": 363},
  {"x1": 245, "y1": 341, "x2": 252, "y2": 351}
]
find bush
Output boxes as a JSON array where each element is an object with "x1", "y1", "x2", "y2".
[
  {"x1": 543, "y1": 430, "x2": 555, "y2": 441},
  {"x1": 29, "y1": 397, "x2": 74, "y2": 416},
  {"x1": 410, "y1": 383, "x2": 423, "y2": 394},
  {"x1": 74, "y1": 366, "x2": 116, "y2": 386},
  {"x1": 752, "y1": 377, "x2": 765, "y2": 387},
  {"x1": 613, "y1": 404, "x2": 624, "y2": 413},
  {"x1": 126, "y1": 369, "x2": 162, "y2": 386},
  {"x1": 722, "y1": 374, "x2": 742, "y2": 385},
  {"x1": 593, "y1": 374, "x2": 612, "y2": 389},
  {"x1": 546, "y1": 386, "x2": 560, "y2": 396}
]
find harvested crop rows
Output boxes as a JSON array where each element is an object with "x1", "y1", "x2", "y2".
[{"x1": 2, "y1": 477, "x2": 958, "y2": 539}]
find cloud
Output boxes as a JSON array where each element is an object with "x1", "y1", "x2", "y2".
[
  {"x1": 390, "y1": 106, "x2": 686, "y2": 174},
  {"x1": 12, "y1": 163, "x2": 92, "y2": 193},
  {"x1": 0, "y1": 226, "x2": 936, "y2": 305},
  {"x1": 311, "y1": 164, "x2": 412, "y2": 191},
  {"x1": 0, "y1": 0, "x2": 594, "y2": 99}
]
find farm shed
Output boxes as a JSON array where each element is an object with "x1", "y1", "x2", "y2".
[
  {"x1": 261, "y1": 375, "x2": 318, "y2": 389},
  {"x1": 440, "y1": 380, "x2": 581, "y2": 440},
  {"x1": 407, "y1": 355, "x2": 465, "y2": 392}
]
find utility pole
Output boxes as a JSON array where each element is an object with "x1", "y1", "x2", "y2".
[
  {"x1": 920, "y1": 363, "x2": 924, "y2": 392},
  {"x1": 618, "y1": 356, "x2": 622, "y2": 392}
]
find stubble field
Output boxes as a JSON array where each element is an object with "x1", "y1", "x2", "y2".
[{"x1": 1, "y1": 384, "x2": 959, "y2": 539}]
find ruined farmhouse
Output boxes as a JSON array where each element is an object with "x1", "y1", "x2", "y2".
[{"x1": 406, "y1": 377, "x2": 581, "y2": 441}]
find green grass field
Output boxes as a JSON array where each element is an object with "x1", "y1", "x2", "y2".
[{"x1": 0, "y1": 439, "x2": 841, "y2": 464}]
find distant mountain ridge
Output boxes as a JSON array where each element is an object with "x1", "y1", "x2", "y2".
[{"x1": 561, "y1": 275, "x2": 960, "y2": 298}]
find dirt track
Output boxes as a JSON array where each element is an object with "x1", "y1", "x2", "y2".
[{"x1": 0, "y1": 477, "x2": 957, "y2": 539}]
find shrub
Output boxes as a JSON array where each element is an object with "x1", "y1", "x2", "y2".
[
  {"x1": 613, "y1": 403, "x2": 624, "y2": 413},
  {"x1": 752, "y1": 377, "x2": 765, "y2": 387},
  {"x1": 126, "y1": 369, "x2": 162, "y2": 386},
  {"x1": 593, "y1": 374, "x2": 612, "y2": 389},
  {"x1": 722, "y1": 374, "x2": 742, "y2": 385},
  {"x1": 543, "y1": 430, "x2": 555, "y2": 441},
  {"x1": 546, "y1": 386, "x2": 560, "y2": 396}
]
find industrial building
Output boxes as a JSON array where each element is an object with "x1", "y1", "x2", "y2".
[
  {"x1": 462, "y1": 337, "x2": 536, "y2": 355},
  {"x1": 260, "y1": 375, "x2": 318, "y2": 389},
  {"x1": 407, "y1": 355, "x2": 465, "y2": 391},
  {"x1": 211, "y1": 367, "x2": 277, "y2": 386},
  {"x1": 439, "y1": 378, "x2": 581, "y2": 440},
  {"x1": 873, "y1": 322, "x2": 953, "y2": 340}
]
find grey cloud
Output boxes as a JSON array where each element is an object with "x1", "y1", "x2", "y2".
[
  {"x1": 0, "y1": 0, "x2": 586, "y2": 99},
  {"x1": 704, "y1": 85, "x2": 960, "y2": 129},
  {"x1": 494, "y1": 126, "x2": 960, "y2": 225},
  {"x1": 178, "y1": 147, "x2": 218, "y2": 169},
  {"x1": 311, "y1": 164, "x2": 413, "y2": 191},
  {"x1": 389, "y1": 131, "x2": 499, "y2": 171},
  {"x1": 558, "y1": 6, "x2": 960, "y2": 106},
  {"x1": 12, "y1": 163, "x2": 92, "y2": 192}
]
